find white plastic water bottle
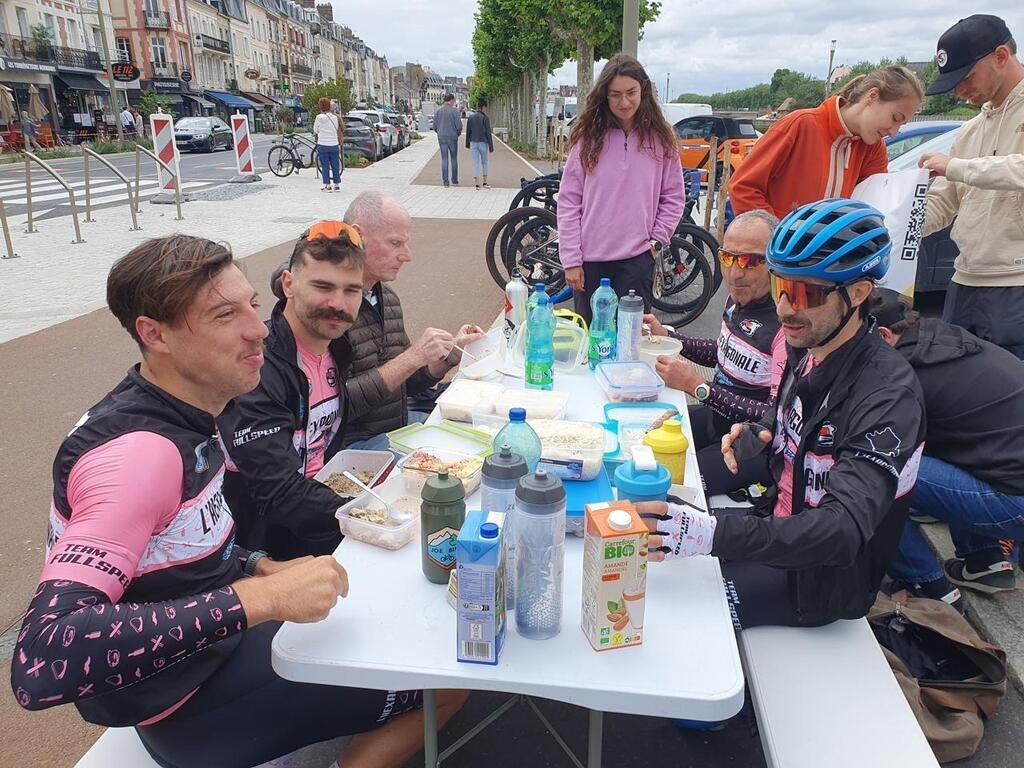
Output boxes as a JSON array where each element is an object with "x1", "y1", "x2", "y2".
[{"x1": 616, "y1": 289, "x2": 644, "y2": 361}]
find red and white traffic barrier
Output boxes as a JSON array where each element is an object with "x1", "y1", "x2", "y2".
[
  {"x1": 149, "y1": 112, "x2": 181, "y2": 193},
  {"x1": 231, "y1": 114, "x2": 255, "y2": 175}
]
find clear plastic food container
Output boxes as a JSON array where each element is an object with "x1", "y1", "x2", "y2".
[
  {"x1": 504, "y1": 320, "x2": 588, "y2": 375},
  {"x1": 603, "y1": 403, "x2": 681, "y2": 458},
  {"x1": 335, "y1": 481, "x2": 420, "y2": 550},
  {"x1": 386, "y1": 421, "x2": 492, "y2": 457},
  {"x1": 457, "y1": 326, "x2": 505, "y2": 381},
  {"x1": 314, "y1": 449, "x2": 395, "y2": 499},
  {"x1": 595, "y1": 361, "x2": 665, "y2": 402},
  {"x1": 494, "y1": 387, "x2": 570, "y2": 420},
  {"x1": 435, "y1": 379, "x2": 505, "y2": 422},
  {"x1": 395, "y1": 446, "x2": 484, "y2": 494},
  {"x1": 532, "y1": 419, "x2": 613, "y2": 481}
]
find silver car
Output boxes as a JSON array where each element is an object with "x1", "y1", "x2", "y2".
[{"x1": 349, "y1": 109, "x2": 398, "y2": 156}]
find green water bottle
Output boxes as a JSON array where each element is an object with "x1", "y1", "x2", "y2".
[{"x1": 421, "y1": 471, "x2": 466, "y2": 584}]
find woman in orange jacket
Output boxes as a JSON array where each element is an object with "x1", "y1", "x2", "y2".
[{"x1": 730, "y1": 66, "x2": 924, "y2": 218}]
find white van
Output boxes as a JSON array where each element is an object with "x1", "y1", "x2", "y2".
[{"x1": 660, "y1": 102, "x2": 712, "y2": 125}]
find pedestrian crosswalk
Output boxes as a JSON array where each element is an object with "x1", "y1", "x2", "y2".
[{"x1": 0, "y1": 175, "x2": 212, "y2": 208}]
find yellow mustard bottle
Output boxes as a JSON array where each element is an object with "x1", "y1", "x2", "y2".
[{"x1": 642, "y1": 418, "x2": 688, "y2": 484}]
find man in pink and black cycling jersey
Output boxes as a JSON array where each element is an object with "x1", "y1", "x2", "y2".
[{"x1": 10, "y1": 235, "x2": 465, "y2": 768}]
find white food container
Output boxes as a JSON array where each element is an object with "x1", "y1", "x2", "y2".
[
  {"x1": 457, "y1": 326, "x2": 505, "y2": 381},
  {"x1": 532, "y1": 420, "x2": 609, "y2": 481},
  {"x1": 494, "y1": 387, "x2": 569, "y2": 420},
  {"x1": 314, "y1": 449, "x2": 395, "y2": 497},
  {"x1": 395, "y1": 446, "x2": 484, "y2": 495},
  {"x1": 436, "y1": 379, "x2": 505, "y2": 422},
  {"x1": 638, "y1": 334, "x2": 684, "y2": 369},
  {"x1": 335, "y1": 478, "x2": 419, "y2": 550}
]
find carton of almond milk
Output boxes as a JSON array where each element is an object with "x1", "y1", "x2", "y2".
[{"x1": 581, "y1": 501, "x2": 648, "y2": 651}]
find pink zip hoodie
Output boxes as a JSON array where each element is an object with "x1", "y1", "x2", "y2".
[{"x1": 557, "y1": 127, "x2": 685, "y2": 269}]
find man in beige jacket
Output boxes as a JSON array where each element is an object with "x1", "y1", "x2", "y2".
[{"x1": 920, "y1": 14, "x2": 1024, "y2": 359}]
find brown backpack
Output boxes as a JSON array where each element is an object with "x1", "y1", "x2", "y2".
[{"x1": 868, "y1": 591, "x2": 1007, "y2": 763}]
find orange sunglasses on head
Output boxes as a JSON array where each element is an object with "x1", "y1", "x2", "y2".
[
  {"x1": 301, "y1": 220, "x2": 363, "y2": 248},
  {"x1": 718, "y1": 248, "x2": 765, "y2": 269}
]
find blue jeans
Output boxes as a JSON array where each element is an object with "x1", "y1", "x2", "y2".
[
  {"x1": 470, "y1": 142, "x2": 489, "y2": 178},
  {"x1": 439, "y1": 137, "x2": 459, "y2": 185},
  {"x1": 318, "y1": 144, "x2": 340, "y2": 185},
  {"x1": 888, "y1": 456, "x2": 1024, "y2": 584}
]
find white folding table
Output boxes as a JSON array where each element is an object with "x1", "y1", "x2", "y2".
[{"x1": 272, "y1": 369, "x2": 745, "y2": 767}]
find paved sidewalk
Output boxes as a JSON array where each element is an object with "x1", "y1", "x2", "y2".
[{"x1": 0, "y1": 132, "x2": 534, "y2": 343}]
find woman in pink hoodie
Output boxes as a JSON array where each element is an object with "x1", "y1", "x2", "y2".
[{"x1": 558, "y1": 53, "x2": 685, "y2": 323}]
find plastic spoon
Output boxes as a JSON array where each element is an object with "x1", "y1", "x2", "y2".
[{"x1": 342, "y1": 471, "x2": 413, "y2": 524}]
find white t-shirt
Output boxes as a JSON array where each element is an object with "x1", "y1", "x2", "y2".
[{"x1": 314, "y1": 112, "x2": 340, "y2": 147}]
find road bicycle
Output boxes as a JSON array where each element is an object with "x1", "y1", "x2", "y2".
[
  {"x1": 485, "y1": 205, "x2": 715, "y2": 327},
  {"x1": 267, "y1": 133, "x2": 320, "y2": 178}
]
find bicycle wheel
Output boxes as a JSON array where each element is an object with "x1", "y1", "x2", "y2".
[
  {"x1": 485, "y1": 207, "x2": 558, "y2": 288},
  {"x1": 650, "y1": 236, "x2": 715, "y2": 327},
  {"x1": 509, "y1": 178, "x2": 560, "y2": 212},
  {"x1": 501, "y1": 211, "x2": 565, "y2": 295},
  {"x1": 267, "y1": 146, "x2": 296, "y2": 177},
  {"x1": 675, "y1": 221, "x2": 722, "y2": 292}
]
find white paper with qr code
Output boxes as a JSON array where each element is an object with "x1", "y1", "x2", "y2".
[{"x1": 851, "y1": 168, "x2": 930, "y2": 299}]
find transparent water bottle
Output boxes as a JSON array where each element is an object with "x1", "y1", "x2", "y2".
[
  {"x1": 524, "y1": 292, "x2": 554, "y2": 390},
  {"x1": 515, "y1": 469, "x2": 566, "y2": 640},
  {"x1": 616, "y1": 289, "x2": 644, "y2": 362},
  {"x1": 588, "y1": 277, "x2": 618, "y2": 370},
  {"x1": 522, "y1": 282, "x2": 546, "y2": 350},
  {"x1": 481, "y1": 444, "x2": 529, "y2": 611},
  {"x1": 491, "y1": 409, "x2": 541, "y2": 471}
]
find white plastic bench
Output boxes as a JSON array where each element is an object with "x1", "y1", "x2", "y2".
[
  {"x1": 74, "y1": 727, "x2": 158, "y2": 767},
  {"x1": 740, "y1": 618, "x2": 939, "y2": 768}
]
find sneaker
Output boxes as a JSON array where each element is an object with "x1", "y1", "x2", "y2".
[
  {"x1": 909, "y1": 513, "x2": 940, "y2": 524},
  {"x1": 475, "y1": 184, "x2": 480, "y2": 190},
  {"x1": 333, "y1": 184, "x2": 340, "y2": 191},
  {"x1": 443, "y1": 183, "x2": 450, "y2": 188},
  {"x1": 483, "y1": 183, "x2": 491, "y2": 189},
  {"x1": 321, "y1": 185, "x2": 330, "y2": 192},
  {"x1": 906, "y1": 577, "x2": 964, "y2": 614},
  {"x1": 944, "y1": 558, "x2": 1016, "y2": 594}
]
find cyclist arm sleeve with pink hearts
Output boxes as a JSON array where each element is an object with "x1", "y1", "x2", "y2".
[{"x1": 10, "y1": 434, "x2": 248, "y2": 711}]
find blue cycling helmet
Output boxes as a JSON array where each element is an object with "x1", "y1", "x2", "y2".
[{"x1": 767, "y1": 198, "x2": 891, "y2": 283}]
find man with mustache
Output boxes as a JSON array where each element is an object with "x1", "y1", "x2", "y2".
[{"x1": 218, "y1": 221, "x2": 368, "y2": 559}]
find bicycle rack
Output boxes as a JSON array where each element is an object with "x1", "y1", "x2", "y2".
[
  {"x1": 83, "y1": 146, "x2": 141, "y2": 231},
  {"x1": 134, "y1": 144, "x2": 183, "y2": 221},
  {"x1": 0, "y1": 196, "x2": 17, "y2": 259},
  {"x1": 22, "y1": 150, "x2": 84, "y2": 243}
]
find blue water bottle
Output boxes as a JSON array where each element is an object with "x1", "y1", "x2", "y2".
[
  {"x1": 588, "y1": 278, "x2": 618, "y2": 370},
  {"x1": 525, "y1": 292, "x2": 555, "y2": 390}
]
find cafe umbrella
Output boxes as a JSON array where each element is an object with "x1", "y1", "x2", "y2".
[
  {"x1": 0, "y1": 85, "x2": 16, "y2": 126},
  {"x1": 27, "y1": 84, "x2": 48, "y2": 121}
]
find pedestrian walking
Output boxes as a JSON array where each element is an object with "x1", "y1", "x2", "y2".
[
  {"x1": 133, "y1": 108, "x2": 144, "y2": 139},
  {"x1": 730, "y1": 66, "x2": 923, "y2": 218},
  {"x1": 313, "y1": 97, "x2": 342, "y2": 192},
  {"x1": 919, "y1": 14, "x2": 1024, "y2": 360},
  {"x1": 20, "y1": 110, "x2": 41, "y2": 151},
  {"x1": 557, "y1": 53, "x2": 685, "y2": 323},
  {"x1": 433, "y1": 93, "x2": 462, "y2": 187},
  {"x1": 120, "y1": 105, "x2": 136, "y2": 139},
  {"x1": 466, "y1": 97, "x2": 493, "y2": 189}
]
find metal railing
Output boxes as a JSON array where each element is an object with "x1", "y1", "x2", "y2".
[
  {"x1": 21, "y1": 151, "x2": 84, "y2": 243},
  {"x1": 0, "y1": 197, "x2": 17, "y2": 259},
  {"x1": 199, "y1": 34, "x2": 230, "y2": 55},
  {"x1": 292, "y1": 63, "x2": 312, "y2": 77},
  {"x1": 52, "y1": 47, "x2": 103, "y2": 70},
  {"x1": 0, "y1": 34, "x2": 55, "y2": 64},
  {"x1": 135, "y1": 144, "x2": 184, "y2": 221},
  {"x1": 144, "y1": 10, "x2": 171, "y2": 29},
  {"x1": 151, "y1": 62, "x2": 178, "y2": 78},
  {"x1": 82, "y1": 147, "x2": 141, "y2": 231}
]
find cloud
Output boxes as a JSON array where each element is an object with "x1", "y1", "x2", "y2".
[{"x1": 331, "y1": 0, "x2": 1024, "y2": 98}]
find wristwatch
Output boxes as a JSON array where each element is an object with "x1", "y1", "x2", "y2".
[
  {"x1": 694, "y1": 383, "x2": 712, "y2": 402},
  {"x1": 243, "y1": 550, "x2": 269, "y2": 577},
  {"x1": 649, "y1": 239, "x2": 663, "y2": 256}
]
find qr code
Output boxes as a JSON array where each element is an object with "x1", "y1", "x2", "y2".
[{"x1": 901, "y1": 182, "x2": 929, "y2": 261}]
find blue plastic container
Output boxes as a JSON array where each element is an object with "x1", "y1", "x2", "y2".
[{"x1": 613, "y1": 446, "x2": 672, "y2": 503}]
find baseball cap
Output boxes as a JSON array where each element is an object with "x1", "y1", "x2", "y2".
[
  {"x1": 870, "y1": 288, "x2": 913, "y2": 330},
  {"x1": 927, "y1": 15, "x2": 1013, "y2": 95}
]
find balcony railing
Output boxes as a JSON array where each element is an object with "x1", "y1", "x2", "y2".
[
  {"x1": 150, "y1": 62, "x2": 178, "y2": 79},
  {"x1": 143, "y1": 10, "x2": 171, "y2": 29},
  {"x1": 277, "y1": 62, "x2": 289, "y2": 75},
  {"x1": 292, "y1": 63, "x2": 312, "y2": 77},
  {"x1": 198, "y1": 34, "x2": 230, "y2": 55},
  {"x1": 0, "y1": 34, "x2": 55, "y2": 65},
  {"x1": 52, "y1": 45, "x2": 103, "y2": 71}
]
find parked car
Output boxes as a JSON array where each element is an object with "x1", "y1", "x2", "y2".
[
  {"x1": 343, "y1": 124, "x2": 377, "y2": 162},
  {"x1": 349, "y1": 109, "x2": 398, "y2": 155},
  {"x1": 888, "y1": 125, "x2": 963, "y2": 294},
  {"x1": 673, "y1": 115, "x2": 758, "y2": 181},
  {"x1": 345, "y1": 113, "x2": 384, "y2": 160},
  {"x1": 885, "y1": 120, "x2": 962, "y2": 161},
  {"x1": 174, "y1": 116, "x2": 233, "y2": 153},
  {"x1": 386, "y1": 114, "x2": 409, "y2": 149}
]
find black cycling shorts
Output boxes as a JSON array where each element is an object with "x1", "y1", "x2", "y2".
[{"x1": 136, "y1": 622, "x2": 422, "y2": 768}]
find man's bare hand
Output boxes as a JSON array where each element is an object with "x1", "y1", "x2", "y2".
[
  {"x1": 721, "y1": 423, "x2": 772, "y2": 474},
  {"x1": 655, "y1": 356, "x2": 702, "y2": 396},
  {"x1": 453, "y1": 324, "x2": 486, "y2": 350},
  {"x1": 919, "y1": 153, "x2": 951, "y2": 178},
  {"x1": 410, "y1": 327, "x2": 455, "y2": 368},
  {"x1": 235, "y1": 556, "x2": 349, "y2": 626},
  {"x1": 565, "y1": 266, "x2": 584, "y2": 292}
]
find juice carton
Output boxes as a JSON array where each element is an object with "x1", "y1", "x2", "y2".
[
  {"x1": 581, "y1": 501, "x2": 648, "y2": 651},
  {"x1": 456, "y1": 510, "x2": 507, "y2": 665}
]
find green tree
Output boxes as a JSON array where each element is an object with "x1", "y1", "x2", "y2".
[
  {"x1": 138, "y1": 91, "x2": 172, "y2": 120},
  {"x1": 300, "y1": 78, "x2": 355, "y2": 114}
]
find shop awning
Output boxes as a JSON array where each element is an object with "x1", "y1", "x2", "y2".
[
  {"x1": 241, "y1": 91, "x2": 278, "y2": 107},
  {"x1": 56, "y1": 73, "x2": 106, "y2": 91},
  {"x1": 184, "y1": 94, "x2": 216, "y2": 110},
  {"x1": 204, "y1": 91, "x2": 258, "y2": 109}
]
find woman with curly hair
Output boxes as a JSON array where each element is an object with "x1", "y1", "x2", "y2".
[{"x1": 558, "y1": 53, "x2": 685, "y2": 323}]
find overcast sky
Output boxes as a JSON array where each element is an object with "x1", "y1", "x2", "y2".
[{"x1": 331, "y1": 1, "x2": 1024, "y2": 98}]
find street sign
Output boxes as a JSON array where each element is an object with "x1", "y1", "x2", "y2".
[
  {"x1": 111, "y1": 63, "x2": 140, "y2": 82},
  {"x1": 180, "y1": 70, "x2": 193, "y2": 83}
]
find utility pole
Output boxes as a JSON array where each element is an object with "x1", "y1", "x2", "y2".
[
  {"x1": 622, "y1": 0, "x2": 639, "y2": 58},
  {"x1": 825, "y1": 39, "x2": 837, "y2": 96},
  {"x1": 89, "y1": 0, "x2": 124, "y2": 140},
  {"x1": 665, "y1": 72, "x2": 670, "y2": 102}
]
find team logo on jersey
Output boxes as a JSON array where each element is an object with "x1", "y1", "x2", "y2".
[
  {"x1": 866, "y1": 427, "x2": 902, "y2": 457},
  {"x1": 817, "y1": 421, "x2": 836, "y2": 447},
  {"x1": 326, "y1": 366, "x2": 338, "y2": 388},
  {"x1": 739, "y1": 318, "x2": 762, "y2": 336},
  {"x1": 194, "y1": 440, "x2": 209, "y2": 472}
]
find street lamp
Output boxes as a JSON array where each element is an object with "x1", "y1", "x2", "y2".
[{"x1": 825, "y1": 39, "x2": 837, "y2": 96}]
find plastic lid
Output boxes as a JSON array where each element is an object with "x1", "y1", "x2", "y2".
[
  {"x1": 599, "y1": 277, "x2": 611, "y2": 287},
  {"x1": 508, "y1": 408, "x2": 526, "y2": 422},
  {"x1": 482, "y1": 444, "x2": 529, "y2": 480},
  {"x1": 421, "y1": 470, "x2": 466, "y2": 503},
  {"x1": 480, "y1": 522, "x2": 499, "y2": 539},
  {"x1": 515, "y1": 468, "x2": 566, "y2": 508},
  {"x1": 608, "y1": 509, "x2": 633, "y2": 530},
  {"x1": 643, "y1": 418, "x2": 689, "y2": 453},
  {"x1": 534, "y1": 283, "x2": 545, "y2": 292},
  {"x1": 614, "y1": 453, "x2": 673, "y2": 496},
  {"x1": 620, "y1": 290, "x2": 644, "y2": 310}
]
